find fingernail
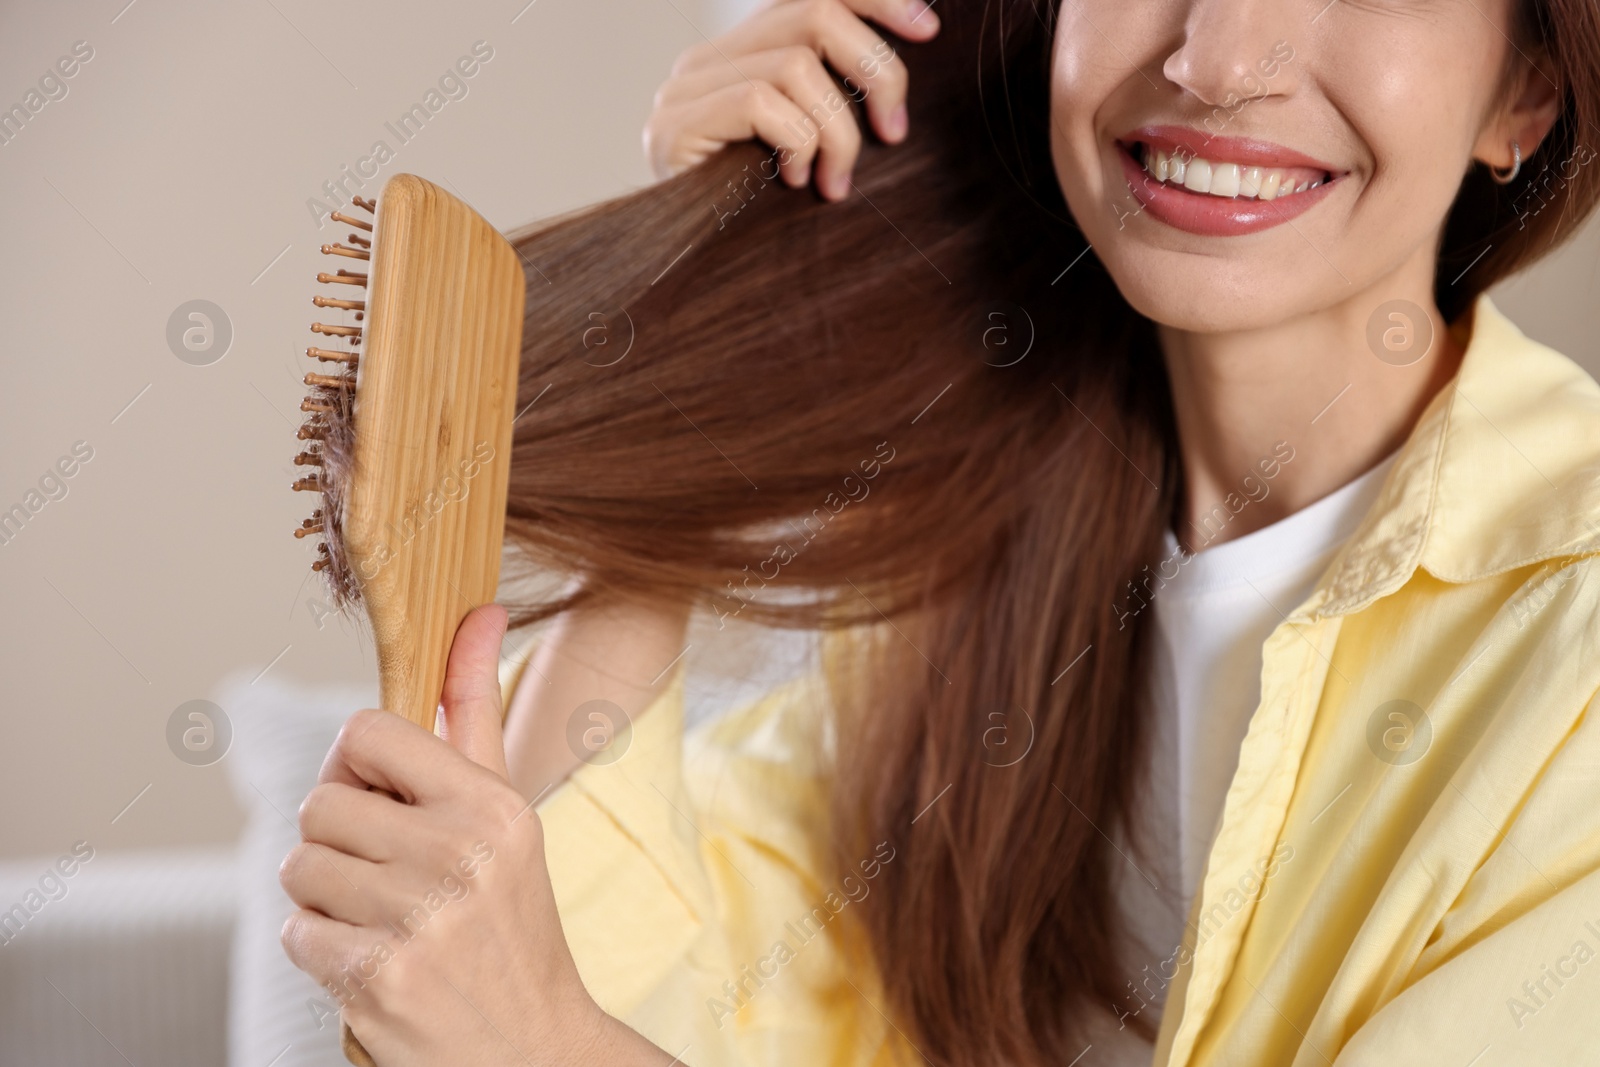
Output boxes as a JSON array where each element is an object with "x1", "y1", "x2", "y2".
[
  {"x1": 887, "y1": 103, "x2": 908, "y2": 141},
  {"x1": 906, "y1": 0, "x2": 938, "y2": 30}
]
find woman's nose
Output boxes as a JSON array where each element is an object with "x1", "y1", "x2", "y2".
[{"x1": 1160, "y1": 0, "x2": 1301, "y2": 109}]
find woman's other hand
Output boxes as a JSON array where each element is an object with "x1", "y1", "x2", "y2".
[
  {"x1": 279, "y1": 605, "x2": 671, "y2": 1066},
  {"x1": 643, "y1": 0, "x2": 941, "y2": 200}
]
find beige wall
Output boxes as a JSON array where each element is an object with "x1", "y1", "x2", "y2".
[{"x1": 1, "y1": 0, "x2": 1596, "y2": 860}]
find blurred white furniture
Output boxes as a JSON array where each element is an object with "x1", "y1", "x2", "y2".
[{"x1": 0, "y1": 847, "x2": 235, "y2": 1067}]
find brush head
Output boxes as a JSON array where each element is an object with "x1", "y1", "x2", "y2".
[
  {"x1": 294, "y1": 197, "x2": 375, "y2": 608},
  {"x1": 292, "y1": 174, "x2": 526, "y2": 731}
]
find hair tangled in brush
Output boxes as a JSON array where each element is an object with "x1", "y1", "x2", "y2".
[{"x1": 295, "y1": 380, "x2": 360, "y2": 609}]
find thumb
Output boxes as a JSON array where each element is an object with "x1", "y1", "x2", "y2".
[{"x1": 438, "y1": 603, "x2": 510, "y2": 778}]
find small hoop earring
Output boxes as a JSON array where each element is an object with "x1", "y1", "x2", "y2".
[{"x1": 1491, "y1": 139, "x2": 1522, "y2": 184}]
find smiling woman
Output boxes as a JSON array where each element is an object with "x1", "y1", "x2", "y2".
[{"x1": 275, "y1": 0, "x2": 1600, "y2": 1065}]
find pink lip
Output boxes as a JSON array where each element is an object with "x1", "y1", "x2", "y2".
[
  {"x1": 1122, "y1": 124, "x2": 1342, "y2": 173},
  {"x1": 1112, "y1": 130, "x2": 1343, "y2": 238}
]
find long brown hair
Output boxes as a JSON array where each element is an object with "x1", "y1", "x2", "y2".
[{"x1": 499, "y1": 1, "x2": 1600, "y2": 1062}]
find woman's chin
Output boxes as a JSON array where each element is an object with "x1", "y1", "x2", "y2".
[{"x1": 1094, "y1": 248, "x2": 1332, "y2": 336}]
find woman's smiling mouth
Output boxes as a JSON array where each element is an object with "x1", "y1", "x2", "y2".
[{"x1": 1114, "y1": 125, "x2": 1348, "y2": 237}]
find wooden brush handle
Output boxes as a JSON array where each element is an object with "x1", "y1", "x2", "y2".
[{"x1": 327, "y1": 173, "x2": 526, "y2": 1066}]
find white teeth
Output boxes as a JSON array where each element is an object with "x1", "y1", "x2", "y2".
[
  {"x1": 1141, "y1": 147, "x2": 1326, "y2": 202},
  {"x1": 1210, "y1": 162, "x2": 1241, "y2": 198}
]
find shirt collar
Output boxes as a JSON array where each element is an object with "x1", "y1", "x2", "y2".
[{"x1": 1309, "y1": 292, "x2": 1600, "y2": 619}]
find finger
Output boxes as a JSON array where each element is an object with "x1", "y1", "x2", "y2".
[
  {"x1": 438, "y1": 604, "x2": 511, "y2": 779},
  {"x1": 700, "y1": 0, "x2": 914, "y2": 143},
  {"x1": 281, "y1": 907, "x2": 377, "y2": 991},
  {"x1": 280, "y1": 840, "x2": 390, "y2": 926},
  {"x1": 654, "y1": 47, "x2": 865, "y2": 196},
  {"x1": 652, "y1": 81, "x2": 830, "y2": 192},
  {"x1": 646, "y1": 92, "x2": 812, "y2": 188},
  {"x1": 318, "y1": 707, "x2": 459, "y2": 804},
  {"x1": 299, "y1": 781, "x2": 415, "y2": 863},
  {"x1": 762, "y1": 0, "x2": 940, "y2": 42},
  {"x1": 892, "y1": 0, "x2": 941, "y2": 38}
]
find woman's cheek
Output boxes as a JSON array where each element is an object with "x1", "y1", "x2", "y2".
[
  {"x1": 1048, "y1": 6, "x2": 1164, "y2": 221},
  {"x1": 1321, "y1": 27, "x2": 1493, "y2": 250}
]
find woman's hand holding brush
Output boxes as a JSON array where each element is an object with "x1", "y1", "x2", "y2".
[{"x1": 280, "y1": 605, "x2": 676, "y2": 1066}]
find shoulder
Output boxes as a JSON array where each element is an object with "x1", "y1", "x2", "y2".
[
  {"x1": 1423, "y1": 297, "x2": 1600, "y2": 581},
  {"x1": 1314, "y1": 295, "x2": 1600, "y2": 617}
]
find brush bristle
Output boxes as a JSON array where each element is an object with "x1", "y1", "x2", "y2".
[{"x1": 295, "y1": 197, "x2": 375, "y2": 610}]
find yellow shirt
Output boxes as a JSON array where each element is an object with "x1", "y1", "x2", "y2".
[{"x1": 504, "y1": 292, "x2": 1600, "y2": 1066}]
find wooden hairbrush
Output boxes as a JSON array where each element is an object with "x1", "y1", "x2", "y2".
[{"x1": 291, "y1": 173, "x2": 526, "y2": 1066}]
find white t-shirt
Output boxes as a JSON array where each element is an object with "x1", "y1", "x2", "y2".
[
  {"x1": 1157, "y1": 448, "x2": 1399, "y2": 905},
  {"x1": 1092, "y1": 450, "x2": 1400, "y2": 1056}
]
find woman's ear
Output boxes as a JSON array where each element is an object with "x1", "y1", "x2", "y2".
[{"x1": 1473, "y1": 49, "x2": 1563, "y2": 172}]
